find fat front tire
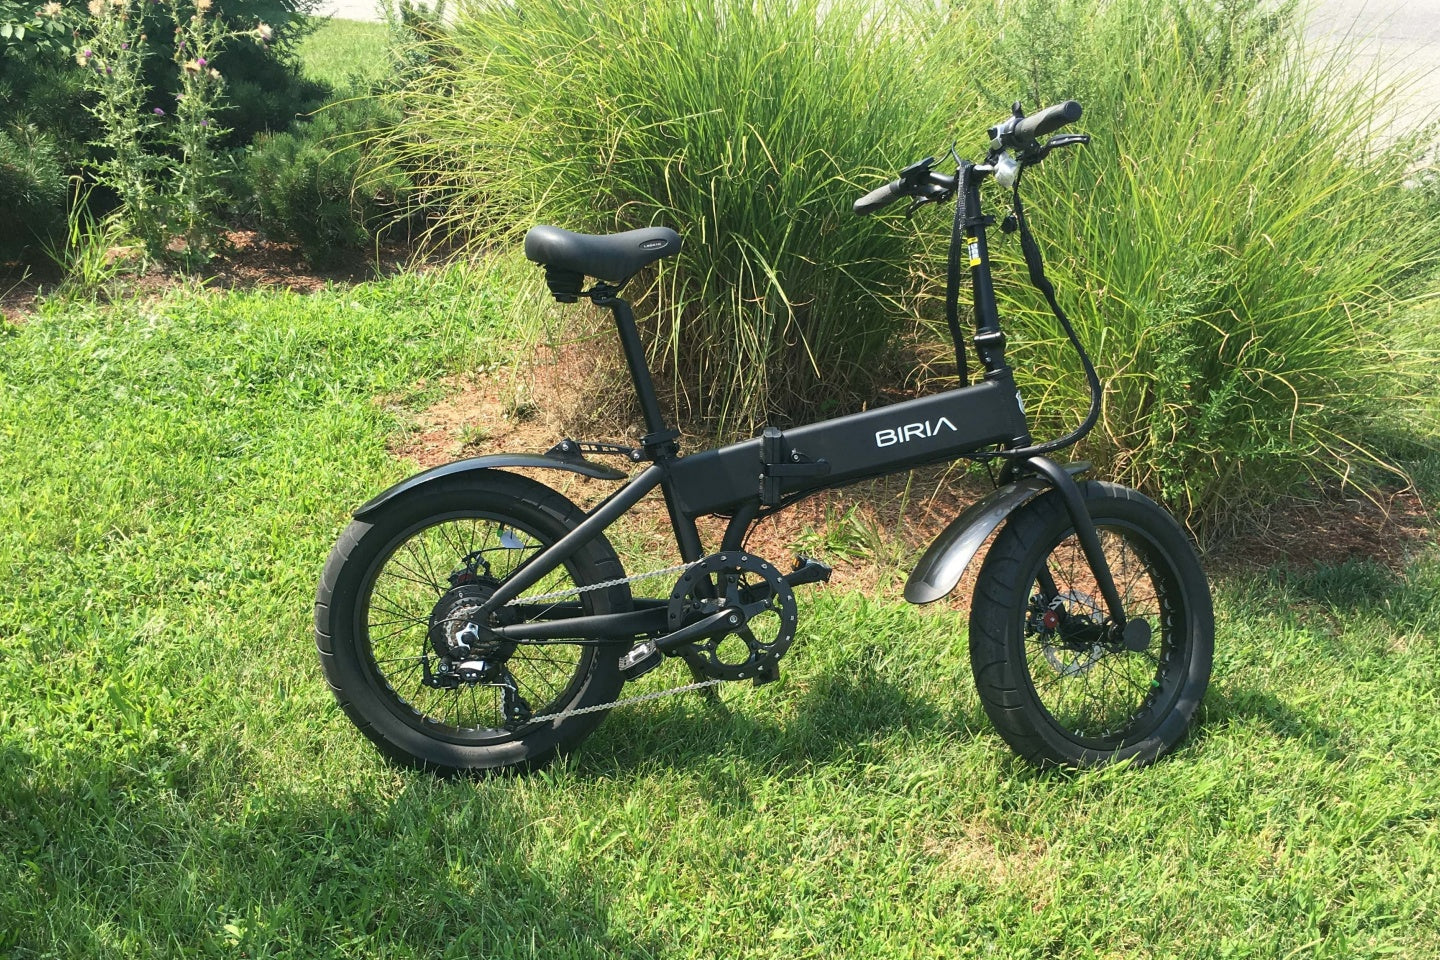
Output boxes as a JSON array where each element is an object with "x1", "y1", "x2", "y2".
[
  {"x1": 315, "y1": 472, "x2": 631, "y2": 774},
  {"x1": 969, "y1": 481, "x2": 1213, "y2": 768}
]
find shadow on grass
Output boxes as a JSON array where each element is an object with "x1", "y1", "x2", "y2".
[
  {"x1": 1197, "y1": 678, "x2": 1342, "y2": 758},
  {"x1": 0, "y1": 735, "x2": 668, "y2": 959},
  {"x1": 577, "y1": 658, "x2": 963, "y2": 780}
]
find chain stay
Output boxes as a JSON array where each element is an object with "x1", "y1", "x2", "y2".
[{"x1": 500, "y1": 558, "x2": 714, "y2": 726}]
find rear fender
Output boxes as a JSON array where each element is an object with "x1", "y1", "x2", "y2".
[
  {"x1": 904, "y1": 462, "x2": 1089, "y2": 605},
  {"x1": 354, "y1": 453, "x2": 627, "y2": 521}
]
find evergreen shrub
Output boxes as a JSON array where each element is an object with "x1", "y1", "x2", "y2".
[
  {"x1": 246, "y1": 98, "x2": 414, "y2": 267},
  {"x1": 0, "y1": 124, "x2": 68, "y2": 262}
]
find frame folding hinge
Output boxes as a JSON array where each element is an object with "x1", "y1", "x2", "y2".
[{"x1": 759, "y1": 426, "x2": 831, "y2": 506}]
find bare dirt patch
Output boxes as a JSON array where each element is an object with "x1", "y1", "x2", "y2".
[{"x1": 386, "y1": 361, "x2": 1438, "y2": 610}]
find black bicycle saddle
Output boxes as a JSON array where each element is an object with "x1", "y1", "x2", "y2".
[{"x1": 524, "y1": 225, "x2": 682, "y2": 285}]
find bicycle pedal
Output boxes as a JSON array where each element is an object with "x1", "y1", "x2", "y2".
[
  {"x1": 784, "y1": 556, "x2": 833, "y2": 588},
  {"x1": 619, "y1": 641, "x2": 662, "y2": 680}
]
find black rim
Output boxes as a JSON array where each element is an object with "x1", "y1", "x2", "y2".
[
  {"x1": 358, "y1": 510, "x2": 595, "y2": 743},
  {"x1": 1020, "y1": 521, "x2": 1185, "y2": 749}
]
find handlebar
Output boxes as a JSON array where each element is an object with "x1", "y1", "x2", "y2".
[
  {"x1": 998, "y1": 100, "x2": 1082, "y2": 150},
  {"x1": 853, "y1": 100, "x2": 1083, "y2": 215},
  {"x1": 854, "y1": 178, "x2": 906, "y2": 215}
]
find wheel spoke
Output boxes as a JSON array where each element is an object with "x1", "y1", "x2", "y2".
[{"x1": 357, "y1": 506, "x2": 606, "y2": 746}]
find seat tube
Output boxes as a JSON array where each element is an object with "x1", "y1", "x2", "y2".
[{"x1": 595, "y1": 292, "x2": 705, "y2": 562}]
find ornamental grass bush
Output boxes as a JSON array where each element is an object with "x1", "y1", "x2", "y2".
[
  {"x1": 386, "y1": 0, "x2": 1438, "y2": 521},
  {"x1": 387, "y1": 0, "x2": 983, "y2": 430},
  {"x1": 972, "y1": 0, "x2": 1440, "y2": 521}
]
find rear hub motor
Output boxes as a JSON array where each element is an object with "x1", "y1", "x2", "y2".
[{"x1": 427, "y1": 577, "x2": 515, "y2": 685}]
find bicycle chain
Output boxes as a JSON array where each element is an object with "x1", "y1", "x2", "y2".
[
  {"x1": 502, "y1": 558, "x2": 720, "y2": 726},
  {"x1": 503, "y1": 560, "x2": 698, "y2": 606},
  {"x1": 520, "y1": 677, "x2": 726, "y2": 726}
]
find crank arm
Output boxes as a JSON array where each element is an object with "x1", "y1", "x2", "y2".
[{"x1": 654, "y1": 608, "x2": 741, "y2": 654}]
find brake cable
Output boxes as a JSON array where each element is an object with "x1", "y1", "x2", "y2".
[{"x1": 987, "y1": 163, "x2": 1103, "y2": 461}]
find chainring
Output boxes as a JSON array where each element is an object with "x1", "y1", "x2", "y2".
[{"x1": 666, "y1": 551, "x2": 797, "y2": 682}]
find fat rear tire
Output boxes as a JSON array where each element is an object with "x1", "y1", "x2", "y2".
[{"x1": 315, "y1": 471, "x2": 631, "y2": 774}]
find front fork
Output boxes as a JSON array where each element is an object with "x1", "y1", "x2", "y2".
[{"x1": 1020, "y1": 457, "x2": 1128, "y2": 630}]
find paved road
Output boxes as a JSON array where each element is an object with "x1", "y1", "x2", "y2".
[
  {"x1": 1307, "y1": 0, "x2": 1440, "y2": 128},
  {"x1": 312, "y1": 0, "x2": 383, "y2": 21}
]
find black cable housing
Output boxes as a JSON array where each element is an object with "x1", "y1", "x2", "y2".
[{"x1": 985, "y1": 166, "x2": 1102, "y2": 462}]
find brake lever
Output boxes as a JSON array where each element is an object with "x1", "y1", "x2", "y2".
[
  {"x1": 904, "y1": 184, "x2": 953, "y2": 218},
  {"x1": 1013, "y1": 133, "x2": 1088, "y2": 166}
]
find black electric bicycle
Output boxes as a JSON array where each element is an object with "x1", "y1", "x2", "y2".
[{"x1": 315, "y1": 101, "x2": 1214, "y2": 774}]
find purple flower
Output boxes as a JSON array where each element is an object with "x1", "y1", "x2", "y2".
[
  {"x1": 83, "y1": 48, "x2": 93, "y2": 57},
  {"x1": 200, "y1": 119, "x2": 209, "y2": 127},
  {"x1": 121, "y1": 42, "x2": 129, "y2": 50},
  {"x1": 197, "y1": 57, "x2": 206, "y2": 66},
  {"x1": 153, "y1": 107, "x2": 165, "y2": 116}
]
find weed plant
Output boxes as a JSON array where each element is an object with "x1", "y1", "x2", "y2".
[
  {"x1": 389, "y1": 0, "x2": 980, "y2": 430},
  {"x1": 970, "y1": 0, "x2": 1440, "y2": 520}
]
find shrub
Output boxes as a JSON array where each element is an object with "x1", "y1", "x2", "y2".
[
  {"x1": 390, "y1": 0, "x2": 985, "y2": 430},
  {"x1": 246, "y1": 98, "x2": 414, "y2": 267},
  {"x1": 968, "y1": 0, "x2": 1440, "y2": 521},
  {"x1": 0, "y1": 124, "x2": 68, "y2": 262}
]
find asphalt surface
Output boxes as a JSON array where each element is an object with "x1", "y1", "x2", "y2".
[{"x1": 1307, "y1": 0, "x2": 1440, "y2": 128}]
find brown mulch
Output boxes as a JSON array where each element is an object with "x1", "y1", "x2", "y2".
[{"x1": 1, "y1": 229, "x2": 422, "y2": 323}]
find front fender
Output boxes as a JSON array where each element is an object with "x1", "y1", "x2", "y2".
[
  {"x1": 904, "y1": 462, "x2": 1090, "y2": 605},
  {"x1": 354, "y1": 453, "x2": 627, "y2": 520}
]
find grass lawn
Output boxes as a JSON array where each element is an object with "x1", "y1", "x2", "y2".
[
  {"x1": 2, "y1": 274, "x2": 1438, "y2": 958},
  {"x1": 296, "y1": 17, "x2": 391, "y2": 92}
]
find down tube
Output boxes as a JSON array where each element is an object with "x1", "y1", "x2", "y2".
[{"x1": 668, "y1": 377, "x2": 1030, "y2": 517}]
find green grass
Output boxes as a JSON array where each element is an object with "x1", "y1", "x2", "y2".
[
  {"x1": 3, "y1": 278, "x2": 1440, "y2": 957},
  {"x1": 296, "y1": 17, "x2": 390, "y2": 92}
]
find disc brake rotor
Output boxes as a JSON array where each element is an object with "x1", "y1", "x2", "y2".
[
  {"x1": 1033, "y1": 589, "x2": 1106, "y2": 677},
  {"x1": 667, "y1": 552, "x2": 797, "y2": 682}
]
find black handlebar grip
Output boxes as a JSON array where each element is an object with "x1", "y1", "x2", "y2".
[
  {"x1": 1013, "y1": 100, "x2": 1083, "y2": 142},
  {"x1": 854, "y1": 178, "x2": 905, "y2": 215}
]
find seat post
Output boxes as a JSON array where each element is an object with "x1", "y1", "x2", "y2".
[
  {"x1": 592, "y1": 290, "x2": 670, "y2": 440},
  {"x1": 592, "y1": 288, "x2": 705, "y2": 564}
]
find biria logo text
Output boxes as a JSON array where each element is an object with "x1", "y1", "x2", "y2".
[{"x1": 875, "y1": 417, "x2": 957, "y2": 448}]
